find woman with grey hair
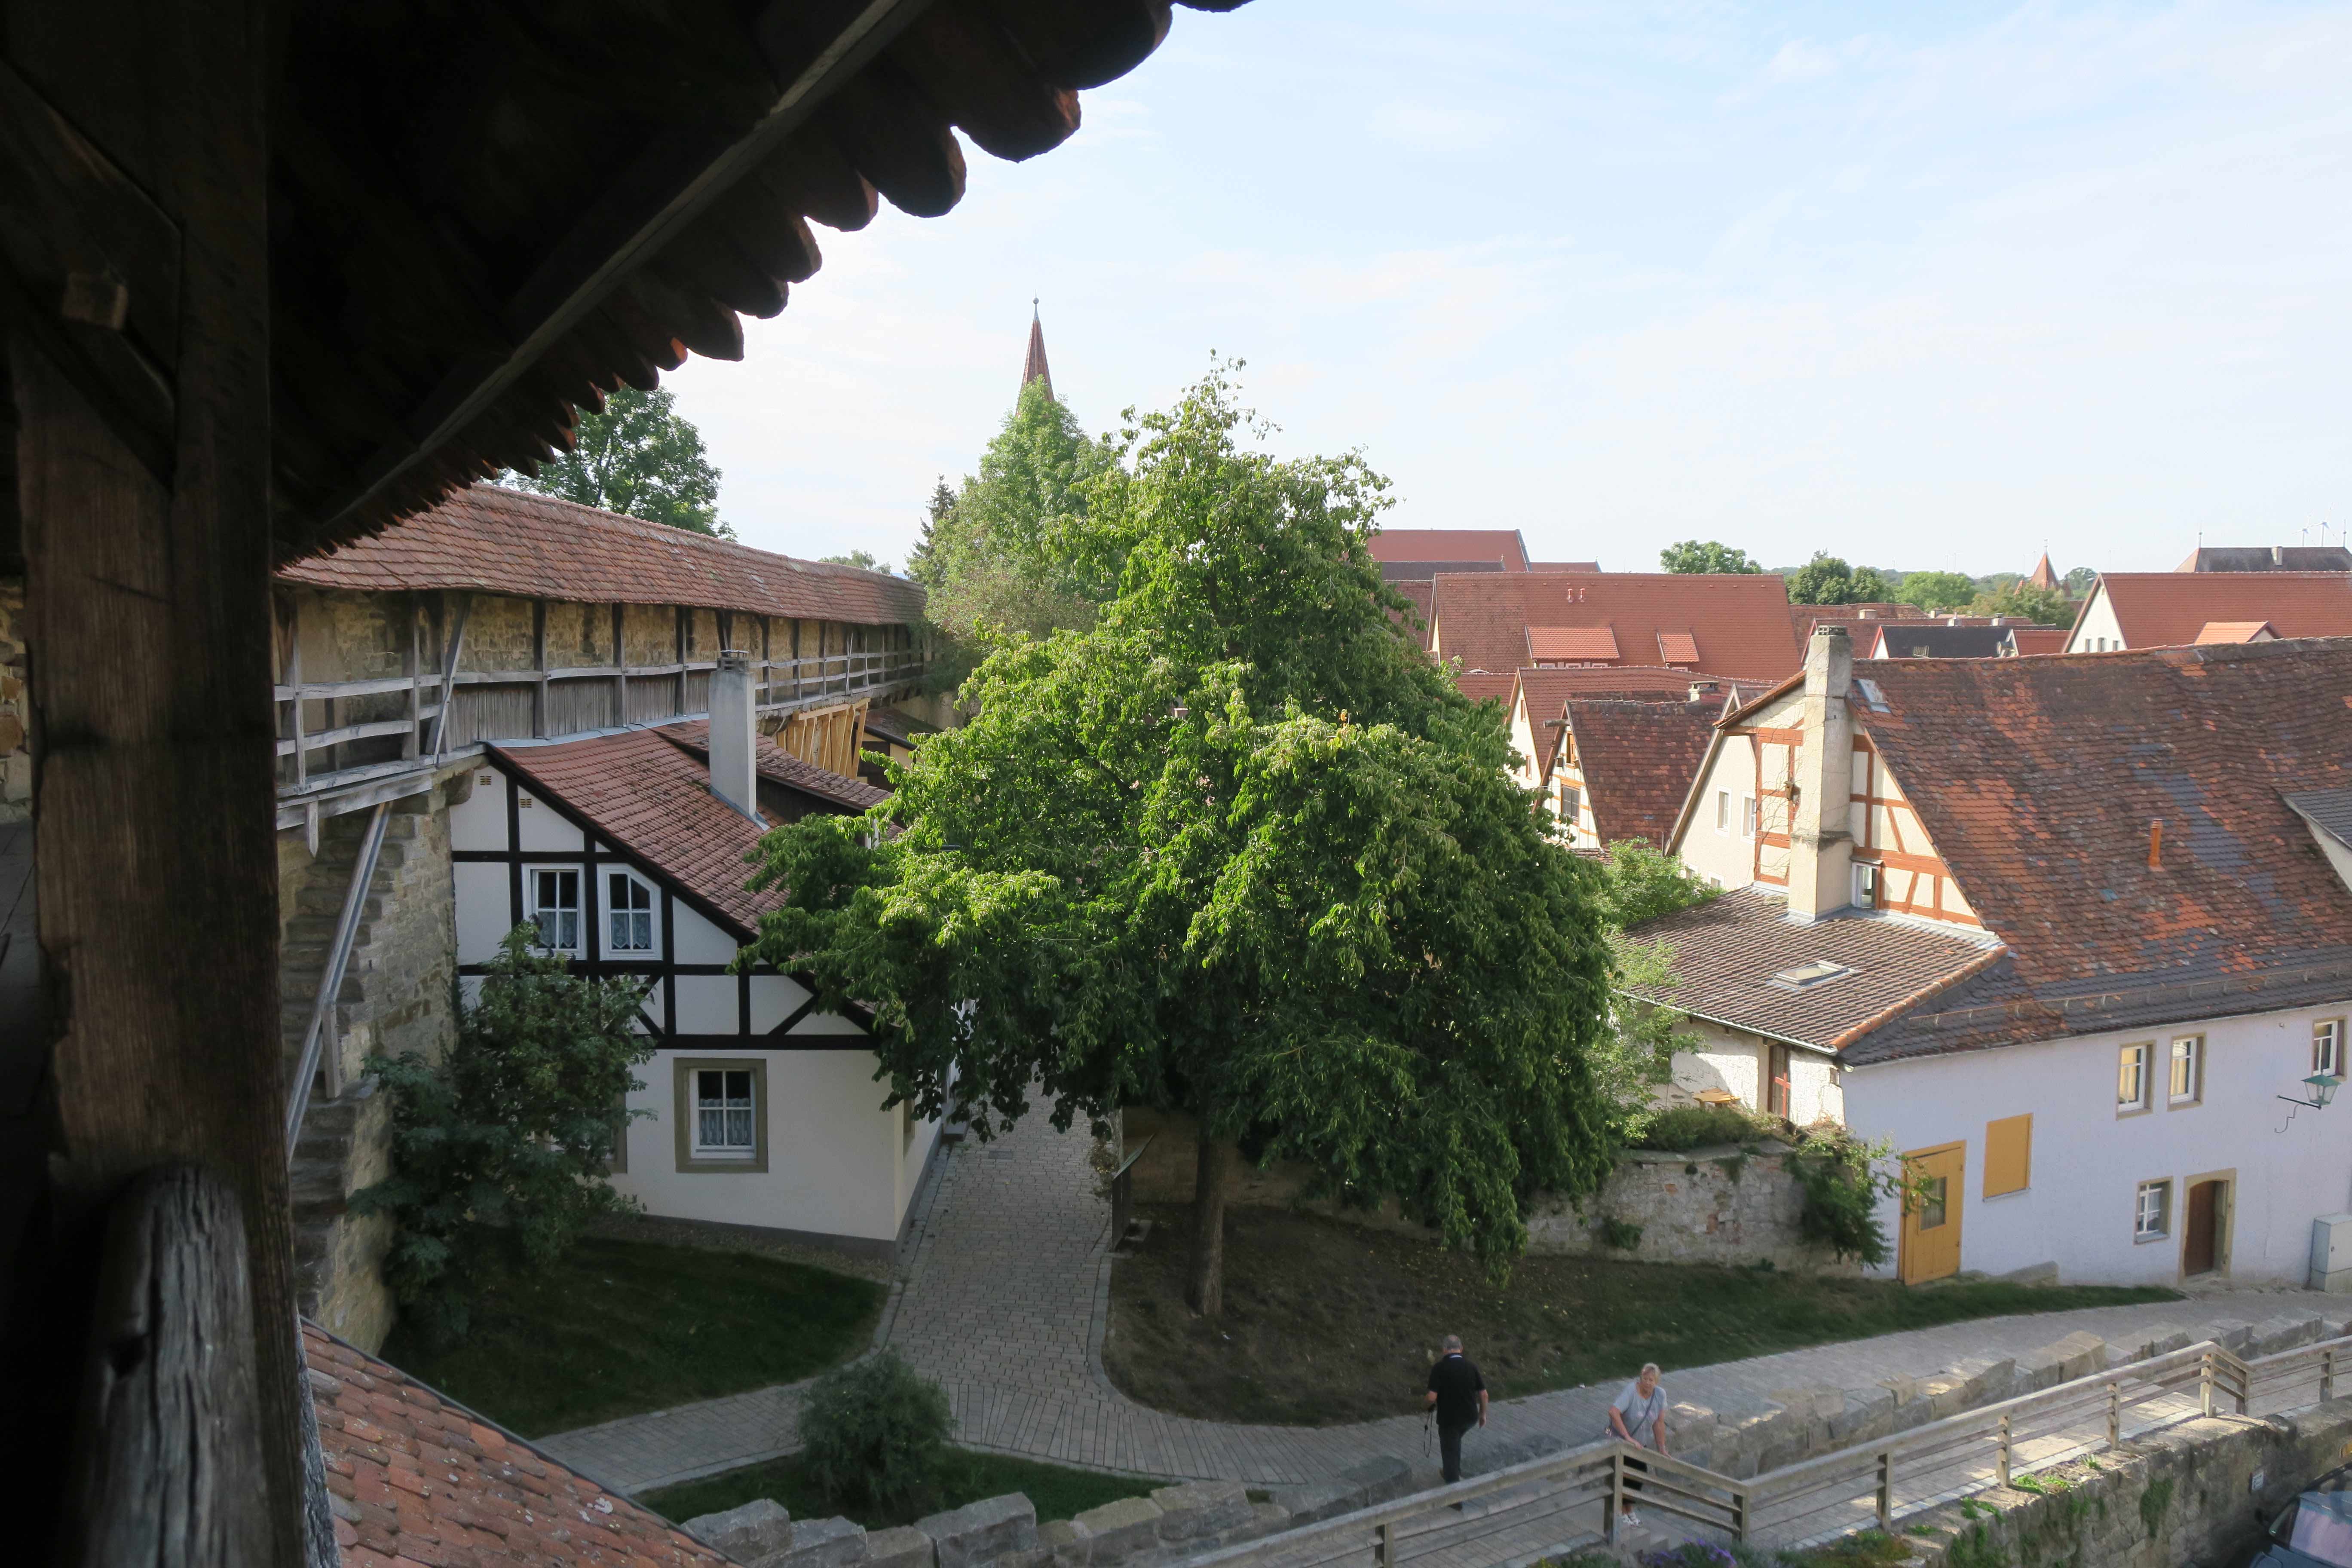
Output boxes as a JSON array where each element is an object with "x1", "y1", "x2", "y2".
[{"x1": 1605, "y1": 1362, "x2": 1668, "y2": 1528}]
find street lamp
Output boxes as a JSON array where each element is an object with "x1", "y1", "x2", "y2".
[{"x1": 2280, "y1": 1073, "x2": 2343, "y2": 1112}]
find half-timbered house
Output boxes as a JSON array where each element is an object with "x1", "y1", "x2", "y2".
[{"x1": 1638, "y1": 629, "x2": 2352, "y2": 1289}]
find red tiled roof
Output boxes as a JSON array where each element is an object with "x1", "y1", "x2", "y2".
[
  {"x1": 1529, "y1": 625, "x2": 1620, "y2": 662},
  {"x1": 490, "y1": 729, "x2": 777, "y2": 937},
  {"x1": 281, "y1": 483, "x2": 928, "y2": 626},
  {"x1": 1456, "y1": 672, "x2": 1519, "y2": 702},
  {"x1": 2026, "y1": 552, "x2": 2061, "y2": 591},
  {"x1": 1562, "y1": 700, "x2": 1718, "y2": 848},
  {"x1": 1791, "y1": 603, "x2": 1936, "y2": 642},
  {"x1": 1433, "y1": 573, "x2": 1801, "y2": 684},
  {"x1": 1657, "y1": 631, "x2": 1700, "y2": 665},
  {"x1": 1854, "y1": 636, "x2": 2352, "y2": 1006},
  {"x1": 2005, "y1": 628, "x2": 2069, "y2": 656},
  {"x1": 2178, "y1": 546, "x2": 2352, "y2": 573},
  {"x1": 1625, "y1": 888, "x2": 2004, "y2": 1053},
  {"x1": 302, "y1": 1322, "x2": 725, "y2": 1568},
  {"x1": 2194, "y1": 620, "x2": 2274, "y2": 644},
  {"x1": 1391, "y1": 580, "x2": 1435, "y2": 649},
  {"x1": 1517, "y1": 665, "x2": 1749, "y2": 704},
  {"x1": 660, "y1": 720, "x2": 891, "y2": 812},
  {"x1": 2093, "y1": 572, "x2": 2352, "y2": 649},
  {"x1": 1368, "y1": 529, "x2": 1529, "y2": 570},
  {"x1": 1531, "y1": 560, "x2": 1602, "y2": 573}
]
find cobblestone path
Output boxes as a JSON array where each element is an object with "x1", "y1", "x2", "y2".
[{"x1": 538, "y1": 1115, "x2": 2332, "y2": 1497}]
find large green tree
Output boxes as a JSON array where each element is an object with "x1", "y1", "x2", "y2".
[
  {"x1": 1786, "y1": 553, "x2": 1897, "y2": 605},
  {"x1": 1972, "y1": 579, "x2": 2074, "y2": 627},
  {"x1": 1659, "y1": 540, "x2": 1761, "y2": 574},
  {"x1": 744, "y1": 368, "x2": 1619, "y2": 1315},
  {"x1": 513, "y1": 384, "x2": 730, "y2": 537},
  {"x1": 1894, "y1": 570, "x2": 1975, "y2": 612}
]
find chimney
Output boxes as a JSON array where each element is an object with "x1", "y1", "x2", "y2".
[
  {"x1": 710, "y1": 649, "x2": 760, "y2": 821},
  {"x1": 1786, "y1": 626, "x2": 1856, "y2": 921}
]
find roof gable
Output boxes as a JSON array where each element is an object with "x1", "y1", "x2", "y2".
[
  {"x1": 1430, "y1": 573, "x2": 1801, "y2": 683},
  {"x1": 2092, "y1": 572, "x2": 2352, "y2": 649},
  {"x1": 1368, "y1": 528, "x2": 1529, "y2": 570},
  {"x1": 1562, "y1": 700, "x2": 1718, "y2": 848}
]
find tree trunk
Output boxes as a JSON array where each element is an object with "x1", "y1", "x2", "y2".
[{"x1": 1185, "y1": 1134, "x2": 1237, "y2": 1317}]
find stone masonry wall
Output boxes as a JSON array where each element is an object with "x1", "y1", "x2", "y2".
[
  {"x1": 1909, "y1": 1395, "x2": 2352, "y2": 1568},
  {"x1": 0, "y1": 578, "x2": 28, "y2": 823},
  {"x1": 1122, "y1": 1109, "x2": 1842, "y2": 1269}
]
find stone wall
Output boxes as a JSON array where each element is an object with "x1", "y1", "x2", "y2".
[
  {"x1": 0, "y1": 578, "x2": 27, "y2": 823},
  {"x1": 1121, "y1": 1109, "x2": 1842, "y2": 1269},
  {"x1": 1909, "y1": 1394, "x2": 2352, "y2": 1568}
]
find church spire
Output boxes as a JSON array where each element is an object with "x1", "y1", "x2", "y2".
[{"x1": 1021, "y1": 298, "x2": 1052, "y2": 400}]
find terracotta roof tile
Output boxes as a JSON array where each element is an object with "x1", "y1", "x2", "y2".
[
  {"x1": 490, "y1": 729, "x2": 777, "y2": 937},
  {"x1": 282, "y1": 483, "x2": 927, "y2": 626},
  {"x1": 660, "y1": 720, "x2": 891, "y2": 812},
  {"x1": 2006, "y1": 628, "x2": 2070, "y2": 655},
  {"x1": 2194, "y1": 620, "x2": 2275, "y2": 644},
  {"x1": 2093, "y1": 572, "x2": 2352, "y2": 649},
  {"x1": 301, "y1": 1322, "x2": 726, "y2": 1568},
  {"x1": 1433, "y1": 573, "x2": 1801, "y2": 683},
  {"x1": 1531, "y1": 560, "x2": 1602, "y2": 573},
  {"x1": 1368, "y1": 528, "x2": 1528, "y2": 570},
  {"x1": 1867, "y1": 624, "x2": 2060, "y2": 659},
  {"x1": 1390, "y1": 580, "x2": 1435, "y2": 649},
  {"x1": 1529, "y1": 625, "x2": 1620, "y2": 662},
  {"x1": 1562, "y1": 700, "x2": 1718, "y2": 848},
  {"x1": 1626, "y1": 888, "x2": 2003, "y2": 1052},
  {"x1": 1456, "y1": 671, "x2": 1519, "y2": 702}
]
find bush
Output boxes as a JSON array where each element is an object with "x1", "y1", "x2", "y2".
[
  {"x1": 1597, "y1": 1218, "x2": 1643, "y2": 1251},
  {"x1": 352, "y1": 927, "x2": 655, "y2": 1343},
  {"x1": 799, "y1": 1351, "x2": 954, "y2": 1516},
  {"x1": 1789, "y1": 1127, "x2": 1904, "y2": 1267},
  {"x1": 1631, "y1": 1103, "x2": 1781, "y2": 1152},
  {"x1": 1592, "y1": 841, "x2": 1718, "y2": 929}
]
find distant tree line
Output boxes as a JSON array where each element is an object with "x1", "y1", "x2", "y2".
[{"x1": 1660, "y1": 541, "x2": 2079, "y2": 624}]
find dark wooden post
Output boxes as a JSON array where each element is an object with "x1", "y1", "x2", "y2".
[{"x1": 10, "y1": 1, "x2": 306, "y2": 1561}]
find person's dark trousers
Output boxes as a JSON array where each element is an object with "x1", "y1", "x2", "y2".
[{"x1": 1439, "y1": 1422, "x2": 1470, "y2": 1483}]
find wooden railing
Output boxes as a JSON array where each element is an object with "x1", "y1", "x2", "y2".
[{"x1": 1187, "y1": 1333, "x2": 2352, "y2": 1568}]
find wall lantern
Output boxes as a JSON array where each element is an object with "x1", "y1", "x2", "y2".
[{"x1": 2281, "y1": 1072, "x2": 2343, "y2": 1112}]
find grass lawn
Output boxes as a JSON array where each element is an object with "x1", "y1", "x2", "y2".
[
  {"x1": 1103, "y1": 1204, "x2": 2179, "y2": 1426},
  {"x1": 643, "y1": 1449, "x2": 1159, "y2": 1531},
  {"x1": 381, "y1": 1234, "x2": 883, "y2": 1436}
]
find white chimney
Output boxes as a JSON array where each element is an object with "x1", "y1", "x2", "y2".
[
  {"x1": 1786, "y1": 626, "x2": 1855, "y2": 921},
  {"x1": 710, "y1": 649, "x2": 760, "y2": 821}
]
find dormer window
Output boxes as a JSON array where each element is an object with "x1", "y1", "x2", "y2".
[{"x1": 1768, "y1": 960, "x2": 1854, "y2": 991}]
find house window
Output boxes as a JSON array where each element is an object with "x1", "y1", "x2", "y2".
[
  {"x1": 1852, "y1": 862, "x2": 1880, "y2": 908},
  {"x1": 2168, "y1": 1035, "x2": 2203, "y2": 1105},
  {"x1": 607, "y1": 872, "x2": 655, "y2": 952},
  {"x1": 1561, "y1": 786, "x2": 1581, "y2": 841},
  {"x1": 2317, "y1": 1019, "x2": 2343, "y2": 1078},
  {"x1": 2117, "y1": 1043, "x2": 2151, "y2": 1111},
  {"x1": 1742, "y1": 796, "x2": 1758, "y2": 837},
  {"x1": 1716, "y1": 790, "x2": 1731, "y2": 833},
  {"x1": 1916, "y1": 1174, "x2": 1949, "y2": 1230},
  {"x1": 2135, "y1": 1179, "x2": 2171, "y2": 1240},
  {"x1": 673, "y1": 1059, "x2": 768, "y2": 1173},
  {"x1": 528, "y1": 868, "x2": 581, "y2": 953}
]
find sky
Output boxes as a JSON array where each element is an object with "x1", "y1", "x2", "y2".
[{"x1": 665, "y1": 1, "x2": 2352, "y2": 579}]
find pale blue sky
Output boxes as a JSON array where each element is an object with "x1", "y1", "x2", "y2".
[{"x1": 667, "y1": 1, "x2": 2352, "y2": 578}]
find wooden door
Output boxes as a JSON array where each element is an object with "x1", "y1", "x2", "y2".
[
  {"x1": 1899, "y1": 1143, "x2": 1966, "y2": 1284},
  {"x1": 2184, "y1": 1180, "x2": 2225, "y2": 1276},
  {"x1": 1767, "y1": 1044, "x2": 1793, "y2": 1120}
]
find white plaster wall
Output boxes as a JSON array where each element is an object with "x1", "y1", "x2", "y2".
[
  {"x1": 449, "y1": 768, "x2": 508, "y2": 851},
  {"x1": 673, "y1": 910, "x2": 738, "y2": 965},
  {"x1": 672, "y1": 974, "x2": 738, "y2": 1035},
  {"x1": 2064, "y1": 586, "x2": 2126, "y2": 652},
  {"x1": 514, "y1": 791, "x2": 582, "y2": 853},
  {"x1": 1843, "y1": 1004, "x2": 2352, "y2": 1285},
  {"x1": 453, "y1": 862, "x2": 514, "y2": 959},
  {"x1": 1677, "y1": 739, "x2": 1759, "y2": 890},
  {"x1": 1666, "y1": 1020, "x2": 1843, "y2": 1124},
  {"x1": 1509, "y1": 692, "x2": 1544, "y2": 793},
  {"x1": 748, "y1": 973, "x2": 812, "y2": 1032},
  {"x1": 613, "y1": 1048, "x2": 915, "y2": 1243}
]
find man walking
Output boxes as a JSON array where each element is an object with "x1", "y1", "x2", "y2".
[{"x1": 1424, "y1": 1334, "x2": 1488, "y2": 1484}]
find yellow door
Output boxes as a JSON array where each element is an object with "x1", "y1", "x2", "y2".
[{"x1": 1899, "y1": 1142, "x2": 1966, "y2": 1284}]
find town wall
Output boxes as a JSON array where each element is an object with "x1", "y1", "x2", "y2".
[
  {"x1": 0, "y1": 578, "x2": 28, "y2": 823},
  {"x1": 1120, "y1": 1109, "x2": 1848, "y2": 1269}
]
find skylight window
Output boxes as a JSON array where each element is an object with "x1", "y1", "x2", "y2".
[
  {"x1": 1854, "y1": 678, "x2": 1890, "y2": 713},
  {"x1": 1768, "y1": 960, "x2": 1854, "y2": 991}
]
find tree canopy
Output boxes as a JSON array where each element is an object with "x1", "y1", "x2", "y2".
[
  {"x1": 821, "y1": 549, "x2": 895, "y2": 574},
  {"x1": 1786, "y1": 553, "x2": 1897, "y2": 605},
  {"x1": 745, "y1": 367, "x2": 1620, "y2": 1312},
  {"x1": 1893, "y1": 570, "x2": 1975, "y2": 612},
  {"x1": 1659, "y1": 540, "x2": 1761, "y2": 574},
  {"x1": 512, "y1": 385, "x2": 730, "y2": 537},
  {"x1": 1972, "y1": 579, "x2": 2074, "y2": 627}
]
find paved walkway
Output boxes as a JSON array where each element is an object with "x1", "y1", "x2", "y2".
[{"x1": 539, "y1": 1115, "x2": 2338, "y2": 1496}]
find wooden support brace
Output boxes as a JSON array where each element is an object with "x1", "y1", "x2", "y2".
[{"x1": 1997, "y1": 1411, "x2": 2012, "y2": 1488}]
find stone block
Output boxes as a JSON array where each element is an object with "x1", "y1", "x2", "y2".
[
  {"x1": 1148, "y1": 1482, "x2": 1251, "y2": 1543},
  {"x1": 1069, "y1": 1497, "x2": 1162, "y2": 1565},
  {"x1": 2207, "y1": 1319, "x2": 2257, "y2": 1354},
  {"x1": 916, "y1": 1494, "x2": 1040, "y2": 1568},
  {"x1": 1877, "y1": 1372, "x2": 1921, "y2": 1406},
  {"x1": 1828, "y1": 1384, "x2": 1896, "y2": 1445},
  {"x1": 685, "y1": 1498, "x2": 793, "y2": 1559},
  {"x1": 1951, "y1": 1355, "x2": 2021, "y2": 1403},
  {"x1": 867, "y1": 1527, "x2": 936, "y2": 1568},
  {"x1": 1337, "y1": 1455, "x2": 1415, "y2": 1508},
  {"x1": 761, "y1": 1516, "x2": 868, "y2": 1568},
  {"x1": 1665, "y1": 1400, "x2": 1718, "y2": 1446},
  {"x1": 1224, "y1": 1501, "x2": 1293, "y2": 1547},
  {"x1": 2016, "y1": 1333, "x2": 2104, "y2": 1390},
  {"x1": 1259, "y1": 1482, "x2": 1354, "y2": 1526},
  {"x1": 2251, "y1": 1315, "x2": 2324, "y2": 1356},
  {"x1": 1766, "y1": 1384, "x2": 1844, "y2": 1422},
  {"x1": 1463, "y1": 1431, "x2": 1562, "y2": 1478}
]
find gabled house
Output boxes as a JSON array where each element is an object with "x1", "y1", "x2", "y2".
[
  {"x1": 1506, "y1": 667, "x2": 1764, "y2": 800},
  {"x1": 1544, "y1": 699, "x2": 1718, "y2": 851},
  {"x1": 2065, "y1": 572, "x2": 2352, "y2": 652},
  {"x1": 2178, "y1": 545, "x2": 2352, "y2": 572},
  {"x1": 451, "y1": 655, "x2": 937, "y2": 1257},
  {"x1": 1865, "y1": 623, "x2": 2067, "y2": 659},
  {"x1": 1428, "y1": 572, "x2": 1803, "y2": 695},
  {"x1": 1644, "y1": 630, "x2": 2352, "y2": 1287}
]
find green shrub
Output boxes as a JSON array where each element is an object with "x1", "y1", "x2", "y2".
[
  {"x1": 1632, "y1": 1103, "x2": 1781, "y2": 1152},
  {"x1": 352, "y1": 928, "x2": 655, "y2": 1343},
  {"x1": 799, "y1": 1352, "x2": 954, "y2": 1516},
  {"x1": 1598, "y1": 1218, "x2": 1643, "y2": 1251},
  {"x1": 1788, "y1": 1127, "x2": 1905, "y2": 1267}
]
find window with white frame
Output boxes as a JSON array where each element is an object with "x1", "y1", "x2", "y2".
[
  {"x1": 2317, "y1": 1019, "x2": 2343, "y2": 1078},
  {"x1": 2135, "y1": 1178, "x2": 2171, "y2": 1240},
  {"x1": 1716, "y1": 790, "x2": 1731, "y2": 833},
  {"x1": 1741, "y1": 796, "x2": 1758, "y2": 838},
  {"x1": 1561, "y1": 785, "x2": 1582, "y2": 842},
  {"x1": 607, "y1": 871, "x2": 655, "y2": 952},
  {"x1": 2117, "y1": 1042, "x2": 2151, "y2": 1111},
  {"x1": 2167, "y1": 1035, "x2": 2203, "y2": 1104},
  {"x1": 528, "y1": 868, "x2": 581, "y2": 952},
  {"x1": 693, "y1": 1069, "x2": 757, "y2": 1158}
]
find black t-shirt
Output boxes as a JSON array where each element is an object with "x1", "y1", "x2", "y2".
[{"x1": 1427, "y1": 1353, "x2": 1485, "y2": 1427}]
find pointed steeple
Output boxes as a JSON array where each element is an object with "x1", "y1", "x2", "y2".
[
  {"x1": 1020, "y1": 298, "x2": 1052, "y2": 400},
  {"x1": 2027, "y1": 551, "x2": 2061, "y2": 593}
]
